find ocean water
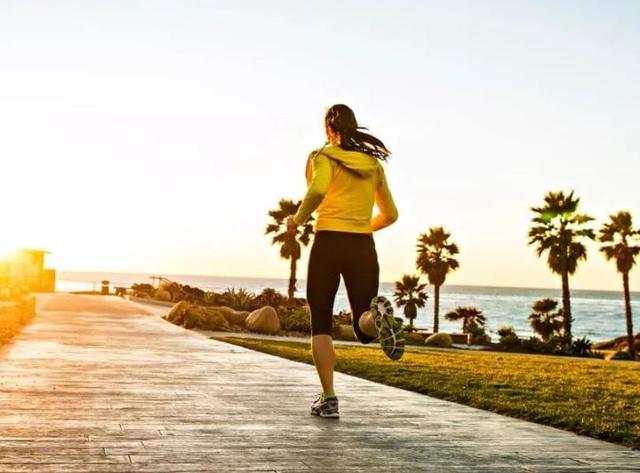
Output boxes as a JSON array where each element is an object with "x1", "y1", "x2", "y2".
[{"x1": 57, "y1": 271, "x2": 639, "y2": 342}]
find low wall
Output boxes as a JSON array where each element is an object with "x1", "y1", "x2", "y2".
[{"x1": 0, "y1": 296, "x2": 36, "y2": 345}]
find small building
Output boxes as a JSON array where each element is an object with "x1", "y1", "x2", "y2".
[{"x1": 2, "y1": 248, "x2": 56, "y2": 293}]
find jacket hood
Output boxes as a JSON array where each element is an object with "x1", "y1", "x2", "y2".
[{"x1": 319, "y1": 145, "x2": 379, "y2": 178}]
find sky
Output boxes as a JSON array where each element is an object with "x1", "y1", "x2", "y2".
[{"x1": 1, "y1": 0, "x2": 639, "y2": 291}]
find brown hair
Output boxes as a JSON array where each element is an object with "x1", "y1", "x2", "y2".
[{"x1": 325, "y1": 104, "x2": 390, "y2": 161}]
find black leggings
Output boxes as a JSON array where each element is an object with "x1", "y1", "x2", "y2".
[{"x1": 306, "y1": 230, "x2": 379, "y2": 343}]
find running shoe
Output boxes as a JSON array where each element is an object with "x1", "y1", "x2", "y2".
[
  {"x1": 310, "y1": 394, "x2": 340, "y2": 419},
  {"x1": 370, "y1": 295, "x2": 405, "y2": 361}
]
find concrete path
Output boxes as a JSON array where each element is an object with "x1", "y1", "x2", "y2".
[{"x1": 0, "y1": 294, "x2": 638, "y2": 472}]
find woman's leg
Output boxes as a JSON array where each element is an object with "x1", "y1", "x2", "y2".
[
  {"x1": 311, "y1": 335, "x2": 335, "y2": 395},
  {"x1": 341, "y1": 234, "x2": 379, "y2": 344},
  {"x1": 306, "y1": 232, "x2": 341, "y2": 396},
  {"x1": 358, "y1": 310, "x2": 378, "y2": 338}
]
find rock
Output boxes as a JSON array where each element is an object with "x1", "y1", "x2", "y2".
[
  {"x1": 593, "y1": 335, "x2": 627, "y2": 350},
  {"x1": 184, "y1": 306, "x2": 230, "y2": 331},
  {"x1": 607, "y1": 350, "x2": 635, "y2": 361},
  {"x1": 334, "y1": 324, "x2": 358, "y2": 341},
  {"x1": 155, "y1": 288, "x2": 172, "y2": 302},
  {"x1": 593, "y1": 333, "x2": 640, "y2": 351},
  {"x1": 333, "y1": 311, "x2": 352, "y2": 325},
  {"x1": 211, "y1": 306, "x2": 250, "y2": 326},
  {"x1": 405, "y1": 332, "x2": 426, "y2": 345},
  {"x1": 425, "y1": 332, "x2": 453, "y2": 348},
  {"x1": 470, "y1": 334, "x2": 492, "y2": 346},
  {"x1": 245, "y1": 306, "x2": 280, "y2": 334},
  {"x1": 165, "y1": 301, "x2": 191, "y2": 325}
]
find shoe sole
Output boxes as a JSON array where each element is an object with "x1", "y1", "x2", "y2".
[
  {"x1": 370, "y1": 295, "x2": 405, "y2": 361},
  {"x1": 311, "y1": 411, "x2": 340, "y2": 419}
]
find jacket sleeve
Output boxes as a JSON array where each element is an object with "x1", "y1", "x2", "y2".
[
  {"x1": 371, "y1": 166, "x2": 399, "y2": 232},
  {"x1": 292, "y1": 152, "x2": 333, "y2": 225}
]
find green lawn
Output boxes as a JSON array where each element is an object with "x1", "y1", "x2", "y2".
[{"x1": 216, "y1": 336, "x2": 640, "y2": 449}]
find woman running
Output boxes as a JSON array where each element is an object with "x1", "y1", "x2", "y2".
[{"x1": 286, "y1": 104, "x2": 404, "y2": 419}]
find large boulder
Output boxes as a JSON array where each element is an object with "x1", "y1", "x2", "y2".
[
  {"x1": 593, "y1": 333, "x2": 640, "y2": 351},
  {"x1": 334, "y1": 324, "x2": 358, "y2": 342},
  {"x1": 607, "y1": 350, "x2": 635, "y2": 361},
  {"x1": 405, "y1": 332, "x2": 426, "y2": 346},
  {"x1": 155, "y1": 288, "x2": 172, "y2": 302},
  {"x1": 211, "y1": 306, "x2": 250, "y2": 326},
  {"x1": 245, "y1": 306, "x2": 280, "y2": 334},
  {"x1": 425, "y1": 332, "x2": 453, "y2": 348},
  {"x1": 184, "y1": 306, "x2": 230, "y2": 331},
  {"x1": 164, "y1": 301, "x2": 191, "y2": 325}
]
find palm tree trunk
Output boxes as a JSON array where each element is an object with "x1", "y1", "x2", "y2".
[
  {"x1": 288, "y1": 257, "x2": 297, "y2": 302},
  {"x1": 433, "y1": 284, "x2": 440, "y2": 333},
  {"x1": 623, "y1": 272, "x2": 636, "y2": 359},
  {"x1": 561, "y1": 271, "x2": 572, "y2": 339}
]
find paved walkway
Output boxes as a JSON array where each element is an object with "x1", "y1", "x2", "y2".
[{"x1": 0, "y1": 294, "x2": 638, "y2": 472}]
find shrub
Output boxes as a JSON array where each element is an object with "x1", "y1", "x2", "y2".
[
  {"x1": 252, "y1": 288, "x2": 288, "y2": 311},
  {"x1": 181, "y1": 285, "x2": 205, "y2": 304},
  {"x1": 521, "y1": 336, "x2": 557, "y2": 355},
  {"x1": 217, "y1": 288, "x2": 256, "y2": 311},
  {"x1": 131, "y1": 283, "x2": 154, "y2": 298},
  {"x1": 569, "y1": 336, "x2": 593, "y2": 357},
  {"x1": 468, "y1": 322, "x2": 485, "y2": 336},
  {"x1": 498, "y1": 334, "x2": 521, "y2": 350},
  {"x1": 201, "y1": 291, "x2": 222, "y2": 306},
  {"x1": 280, "y1": 307, "x2": 311, "y2": 334},
  {"x1": 498, "y1": 325, "x2": 516, "y2": 339},
  {"x1": 425, "y1": 332, "x2": 453, "y2": 348}
]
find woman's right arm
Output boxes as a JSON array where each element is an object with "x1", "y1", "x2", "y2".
[{"x1": 371, "y1": 166, "x2": 399, "y2": 232}]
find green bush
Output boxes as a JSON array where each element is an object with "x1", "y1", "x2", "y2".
[
  {"x1": 521, "y1": 336, "x2": 557, "y2": 355},
  {"x1": 425, "y1": 332, "x2": 453, "y2": 348},
  {"x1": 569, "y1": 336, "x2": 593, "y2": 357},
  {"x1": 498, "y1": 325, "x2": 516, "y2": 339},
  {"x1": 280, "y1": 307, "x2": 311, "y2": 334},
  {"x1": 131, "y1": 283, "x2": 154, "y2": 298},
  {"x1": 498, "y1": 332, "x2": 600, "y2": 359},
  {"x1": 217, "y1": 288, "x2": 256, "y2": 311},
  {"x1": 251, "y1": 288, "x2": 290, "y2": 311},
  {"x1": 202, "y1": 291, "x2": 222, "y2": 306}
]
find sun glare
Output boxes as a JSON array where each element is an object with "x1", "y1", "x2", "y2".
[{"x1": 0, "y1": 242, "x2": 17, "y2": 260}]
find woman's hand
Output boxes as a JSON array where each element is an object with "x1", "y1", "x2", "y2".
[{"x1": 286, "y1": 215, "x2": 298, "y2": 235}]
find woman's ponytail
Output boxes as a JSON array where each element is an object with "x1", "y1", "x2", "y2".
[{"x1": 325, "y1": 104, "x2": 390, "y2": 161}]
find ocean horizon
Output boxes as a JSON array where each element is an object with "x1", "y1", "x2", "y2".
[{"x1": 57, "y1": 270, "x2": 639, "y2": 342}]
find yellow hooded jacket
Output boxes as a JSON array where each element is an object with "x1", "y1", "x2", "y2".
[{"x1": 292, "y1": 145, "x2": 399, "y2": 234}]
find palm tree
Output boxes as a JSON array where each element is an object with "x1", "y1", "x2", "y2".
[
  {"x1": 445, "y1": 306, "x2": 486, "y2": 334},
  {"x1": 393, "y1": 274, "x2": 428, "y2": 332},
  {"x1": 265, "y1": 199, "x2": 314, "y2": 301},
  {"x1": 599, "y1": 211, "x2": 640, "y2": 360},
  {"x1": 528, "y1": 298, "x2": 563, "y2": 341},
  {"x1": 528, "y1": 191, "x2": 595, "y2": 339},
  {"x1": 416, "y1": 227, "x2": 460, "y2": 333}
]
